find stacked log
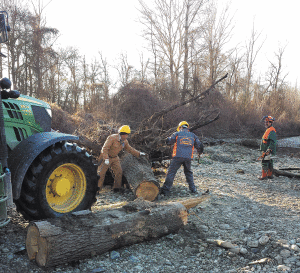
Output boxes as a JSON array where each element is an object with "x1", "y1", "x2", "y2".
[{"x1": 25, "y1": 196, "x2": 210, "y2": 268}]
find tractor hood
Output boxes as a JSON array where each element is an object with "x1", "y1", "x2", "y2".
[{"x1": 16, "y1": 94, "x2": 51, "y2": 109}]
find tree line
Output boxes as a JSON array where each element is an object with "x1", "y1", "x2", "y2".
[{"x1": 1, "y1": 0, "x2": 299, "y2": 137}]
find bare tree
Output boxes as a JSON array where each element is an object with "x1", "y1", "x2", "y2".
[
  {"x1": 1, "y1": 0, "x2": 31, "y2": 89},
  {"x1": 226, "y1": 48, "x2": 244, "y2": 102},
  {"x1": 30, "y1": 0, "x2": 58, "y2": 98},
  {"x1": 201, "y1": 1, "x2": 234, "y2": 86},
  {"x1": 138, "y1": 0, "x2": 185, "y2": 100},
  {"x1": 181, "y1": 0, "x2": 205, "y2": 101},
  {"x1": 244, "y1": 23, "x2": 264, "y2": 102},
  {"x1": 114, "y1": 52, "x2": 134, "y2": 87},
  {"x1": 265, "y1": 45, "x2": 288, "y2": 94},
  {"x1": 137, "y1": 51, "x2": 149, "y2": 84},
  {"x1": 62, "y1": 47, "x2": 82, "y2": 112},
  {"x1": 238, "y1": 22, "x2": 265, "y2": 114},
  {"x1": 138, "y1": 0, "x2": 210, "y2": 102},
  {"x1": 264, "y1": 44, "x2": 288, "y2": 116},
  {"x1": 98, "y1": 52, "x2": 113, "y2": 111}
]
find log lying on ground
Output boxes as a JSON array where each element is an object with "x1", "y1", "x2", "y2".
[
  {"x1": 120, "y1": 152, "x2": 160, "y2": 201},
  {"x1": 274, "y1": 168, "x2": 300, "y2": 179},
  {"x1": 26, "y1": 196, "x2": 209, "y2": 268}
]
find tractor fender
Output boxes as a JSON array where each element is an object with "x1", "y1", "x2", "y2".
[{"x1": 8, "y1": 132, "x2": 79, "y2": 200}]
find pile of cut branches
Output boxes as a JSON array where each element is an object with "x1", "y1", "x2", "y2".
[
  {"x1": 130, "y1": 74, "x2": 228, "y2": 160},
  {"x1": 72, "y1": 74, "x2": 227, "y2": 161}
]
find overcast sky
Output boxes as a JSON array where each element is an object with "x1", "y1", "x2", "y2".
[{"x1": 44, "y1": 0, "x2": 299, "y2": 85}]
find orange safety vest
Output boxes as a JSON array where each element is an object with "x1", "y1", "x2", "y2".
[
  {"x1": 172, "y1": 136, "x2": 195, "y2": 158},
  {"x1": 172, "y1": 137, "x2": 178, "y2": 157},
  {"x1": 262, "y1": 127, "x2": 276, "y2": 144}
]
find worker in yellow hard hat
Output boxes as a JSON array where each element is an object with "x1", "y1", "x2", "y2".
[
  {"x1": 161, "y1": 121, "x2": 204, "y2": 196},
  {"x1": 177, "y1": 121, "x2": 189, "y2": 131},
  {"x1": 97, "y1": 125, "x2": 146, "y2": 193}
]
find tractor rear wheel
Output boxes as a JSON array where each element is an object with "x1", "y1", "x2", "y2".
[{"x1": 15, "y1": 142, "x2": 98, "y2": 220}]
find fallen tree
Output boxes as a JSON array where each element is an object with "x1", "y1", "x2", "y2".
[
  {"x1": 26, "y1": 195, "x2": 210, "y2": 268},
  {"x1": 131, "y1": 74, "x2": 228, "y2": 157},
  {"x1": 72, "y1": 74, "x2": 228, "y2": 161}
]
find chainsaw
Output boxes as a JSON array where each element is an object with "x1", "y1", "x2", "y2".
[{"x1": 257, "y1": 150, "x2": 273, "y2": 161}]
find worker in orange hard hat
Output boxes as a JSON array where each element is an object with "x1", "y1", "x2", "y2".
[
  {"x1": 97, "y1": 125, "x2": 146, "y2": 193},
  {"x1": 258, "y1": 116, "x2": 277, "y2": 180}
]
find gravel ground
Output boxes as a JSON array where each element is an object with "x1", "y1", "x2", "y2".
[
  {"x1": 1, "y1": 140, "x2": 300, "y2": 273},
  {"x1": 277, "y1": 137, "x2": 300, "y2": 148}
]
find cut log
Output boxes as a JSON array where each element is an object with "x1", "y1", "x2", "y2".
[
  {"x1": 26, "y1": 198, "x2": 201, "y2": 268},
  {"x1": 279, "y1": 167, "x2": 300, "y2": 171},
  {"x1": 274, "y1": 168, "x2": 300, "y2": 179},
  {"x1": 120, "y1": 152, "x2": 160, "y2": 201}
]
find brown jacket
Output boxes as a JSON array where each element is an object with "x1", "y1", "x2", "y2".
[{"x1": 100, "y1": 134, "x2": 140, "y2": 160}]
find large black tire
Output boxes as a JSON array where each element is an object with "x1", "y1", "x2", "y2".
[{"x1": 15, "y1": 142, "x2": 98, "y2": 220}]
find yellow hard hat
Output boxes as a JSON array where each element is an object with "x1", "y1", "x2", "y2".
[
  {"x1": 118, "y1": 125, "x2": 131, "y2": 134},
  {"x1": 177, "y1": 121, "x2": 189, "y2": 131}
]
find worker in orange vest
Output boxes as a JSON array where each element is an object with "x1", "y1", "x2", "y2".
[{"x1": 258, "y1": 116, "x2": 277, "y2": 180}]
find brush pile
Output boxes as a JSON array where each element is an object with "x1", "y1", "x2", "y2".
[{"x1": 52, "y1": 75, "x2": 228, "y2": 161}]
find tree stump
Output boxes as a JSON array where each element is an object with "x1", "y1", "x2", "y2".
[
  {"x1": 120, "y1": 152, "x2": 160, "y2": 201},
  {"x1": 26, "y1": 198, "x2": 197, "y2": 268}
]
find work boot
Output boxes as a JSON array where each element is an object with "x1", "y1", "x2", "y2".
[
  {"x1": 258, "y1": 169, "x2": 267, "y2": 180},
  {"x1": 160, "y1": 189, "x2": 170, "y2": 197},
  {"x1": 267, "y1": 169, "x2": 274, "y2": 179},
  {"x1": 113, "y1": 188, "x2": 125, "y2": 193}
]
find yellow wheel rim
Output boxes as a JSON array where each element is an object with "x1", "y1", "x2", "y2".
[{"x1": 46, "y1": 163, "x2": 86, "y2": 213}]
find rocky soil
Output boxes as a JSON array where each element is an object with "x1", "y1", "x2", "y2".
[{"x1": 2, "y1": 140, "x2": 300, "y2": 273}]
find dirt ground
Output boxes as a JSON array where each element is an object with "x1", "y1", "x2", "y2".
[{"x1": 1, "y1": 142, "x2": 300, "y2": 272}]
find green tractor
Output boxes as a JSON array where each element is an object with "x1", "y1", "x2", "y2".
[{"x1": 0, "y1": 11, "x2": 98, "y2": 225}]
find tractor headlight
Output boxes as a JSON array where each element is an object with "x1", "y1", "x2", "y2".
[{"x1": 46, "y1": 108, "x2": 52, "y2": 118}]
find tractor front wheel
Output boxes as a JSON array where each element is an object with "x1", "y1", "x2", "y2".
[{"x1": 15, "y1": 142, "x2": 98, "y2": 220}]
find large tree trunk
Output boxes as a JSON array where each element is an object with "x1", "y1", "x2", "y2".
[
  {"x1": 120, "y1": 152, "x2": 160, "y2": 201},
  {"x1": 25, "y1": 196, "x2": 209, "y2": 268}
]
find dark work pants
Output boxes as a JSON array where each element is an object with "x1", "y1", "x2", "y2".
[
  {"x1": 162, "y1": 157, "x2": 196, "y2": 193},
  {"x1": 262, "y1": 159, "x2": 274, "y2": 172}
]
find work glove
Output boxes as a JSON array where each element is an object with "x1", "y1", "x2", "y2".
[
  {"x1": 104, "y1": 159, "x2": 109, "y2": 165},
  {"x1": 140, "y1": 152, "x2": 146, "y2": 156}
]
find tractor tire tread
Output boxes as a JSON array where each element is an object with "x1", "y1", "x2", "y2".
[{"x1": 15, "y1": 141, "x2": 98, "y2": 220}]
